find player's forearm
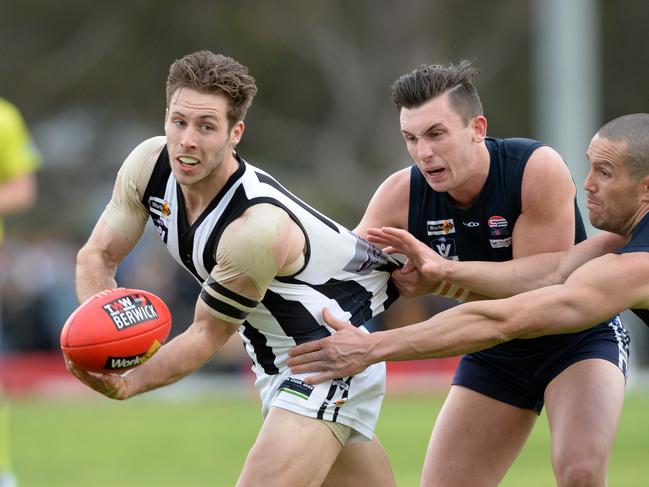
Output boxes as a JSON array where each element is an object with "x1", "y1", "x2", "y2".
[
  {"x1": 124, "y1": 320, "x2": 234, "y2": 397},
  {"x1": 441, "y1": 252, "x2": 565, "y2": 299},
  {"x1": 124, "y1": 335, "x2": 208, "y2": 396},
  {"x1": 75, "y1": 245, "x2": 119, "y2": 302},
  {"x1": 369, "y1": 283, "x2": 606, "y2": 363},
  {"x1": 367, "y1": 304, "x2": 511, "y2": 363}
]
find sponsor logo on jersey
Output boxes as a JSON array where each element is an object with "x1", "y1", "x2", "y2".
[
  {"x1": 278, "y1": 377, "x2": 314, "y2": 400},
  {"x1": 427, "y1": 219, "x2": 455, "y2": 236},
  {"x1": 489, "y1": 237, "x2": 512, "y2": 249},
  {"x1": 488, "y1": 215, "x2": 509, "y2": 236},
  {"x1": 103, "y1": 340, "x2": 162, "y2": 370},
  {"x1": 149, "y1": 197, "x2": 171, "y2": 243},
  {"x1": 432, "y1": 236, "x2": 459, "y2": 260},
  {"x1": 152, "y1": 217, "x2": 169, "y2": 244},
  {"x1": 149, "y1": 197, "x2": 172, "y2": 217},
  {"x1": 462, "y1": 221, "x2": 480, "y2": 228},
  {"x1": 332, "y1": 378, "x2": 350, "y2": 391},
  {"x1": 344, "y1": 233, "x2": 400, "y2": 274},
  {"x1": 102, "y1": 293, "x2": 159, "y2": 331}
]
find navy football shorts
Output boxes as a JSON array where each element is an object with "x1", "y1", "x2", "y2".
[{"x1": 452, "y1": 316, "x2": 629, "y2": 414}]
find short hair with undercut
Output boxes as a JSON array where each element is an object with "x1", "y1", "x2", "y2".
[
  {"x1": 391, "y1": 60, "x2": 483, "y2": 125},
  {"x1": 166, "y1": 50, "x2": 258, "y2": 128},
  {"x1": 597, "y1": 114, "x2": 649, "y2": 179}
]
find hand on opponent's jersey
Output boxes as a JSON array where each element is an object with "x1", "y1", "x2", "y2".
[
  {"x1": 368, "y1": 227, "x2": 450, "y2": 281},
  {"x1": 368, "y1": 227, "x2": 450, "y2": 297},
  {"x1": 287, "y1": 308, "x2": 372, "y2": 384}
]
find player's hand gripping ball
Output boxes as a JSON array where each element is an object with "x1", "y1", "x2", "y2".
[{"x1": 60, "y1": 288, "x2": 172, "y2": 373}]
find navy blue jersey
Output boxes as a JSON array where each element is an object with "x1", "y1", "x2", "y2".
[
  {"x1": 408, "y1": 136, "x2": 612, "y2": 356},
  {"x1": 615, "y1": 212, "x2": 649, "y2": 326},
  {"x1": 408, "y1": 137, "x2": 587, "y2": 261}
]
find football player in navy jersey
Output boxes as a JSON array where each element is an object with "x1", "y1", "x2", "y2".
[
  {"x1": 67, "y1": 50, "x2": 399, "y2": 487},
  {"x1": 290, "y1": 63, "x2": 629, "y2": 487}
]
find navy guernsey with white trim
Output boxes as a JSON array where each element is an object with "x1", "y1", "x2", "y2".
[
  {"x1": 408, "y1": 136, "x2": 617, "y2": 356},
  {"x1": 615, "y1": 212, "x2": 649, "y2": 326}
]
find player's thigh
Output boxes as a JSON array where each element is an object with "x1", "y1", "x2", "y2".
[
  {"x1": 421, "y1": 385, "x2": 537, "y2": 487},
  {"x1": 322, "y1": 434, "x2": 396, "y2": 487},
  {"x1": 236, "y1": 406, "x2": 342, "y2": 487},
  {"x1": 545, "y1": 359, "x2": 625, "y2": 467}
]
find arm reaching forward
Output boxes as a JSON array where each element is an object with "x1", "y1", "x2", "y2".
[
  {"x1": 288, "y1": 250, "x2": 647, "y2": 384},
  {"x1": 367, "y1": 226, "x2": 627, "y2": 298}
]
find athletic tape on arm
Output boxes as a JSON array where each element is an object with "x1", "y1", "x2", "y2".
[
  {"x1": 199, "y1": 205, "x2": 286, "y2": 324},
  {"x1": 101, "y1": 138, "x2": 161, "y2": 243},
  {"x1": 432, "y1": 280, "x2": 470, "y2": 302}
]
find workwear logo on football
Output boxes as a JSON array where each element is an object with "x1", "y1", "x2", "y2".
[{"x1": 103, "y1": 340, "x2": 162, "y2": 370}]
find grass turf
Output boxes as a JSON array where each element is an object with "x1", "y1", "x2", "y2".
[{"x1": 8, "y1": 389, "x2": 649, "y2": 486}]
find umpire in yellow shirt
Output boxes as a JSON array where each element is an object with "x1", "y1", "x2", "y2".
[{"x1": 0, "y1": 97, "x2": 41, "y2": 487}]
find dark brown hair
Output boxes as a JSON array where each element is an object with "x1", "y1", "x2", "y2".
[
  {"x1": 166, "y1": 50, "x2": 258, "y2": 127},
  {"x1": 391, "y1": 60, "x2": 483, "y2": 125}
]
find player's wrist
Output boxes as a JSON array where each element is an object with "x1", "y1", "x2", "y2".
[
  {"x1": 118, "y1": 374, "x2": 131, "y2": 400},
  {"x1": 366, "y1": 330, "x2": 390, "y2": 365},
  {"x1": 439, "y1": 258, "x2": 456, "y2": 281}
]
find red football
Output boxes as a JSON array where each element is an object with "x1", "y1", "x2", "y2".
[{"x1": 60, "y1": 288, "x2": 172, "y2": 373}]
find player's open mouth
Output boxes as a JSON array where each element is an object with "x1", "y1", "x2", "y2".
[
  {"x1": 179, "y1": 156, "x2": 199, "y2": 166},
  {"x1": 427, "y1": 168, "x2": 445, "y2": 177}
]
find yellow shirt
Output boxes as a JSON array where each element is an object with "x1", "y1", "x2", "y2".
[{"x1": 0, "y1": 98, "x2": 41, "y2": 242}]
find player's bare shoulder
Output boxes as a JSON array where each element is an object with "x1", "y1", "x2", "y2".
[
  {"x1": 357, "y1": 167, "x2": 411, "y2": 234},
  {"x1": 216, "y1": 204, "x2": 305, "y2": 295},
  {"x1": 523, "y1": 146, "x2": 574, "y2": 190},
  {"x1": 101, "y1": 137, "x2": 166, "y2": 244},
  {"x1": 376, "y1": 167, "x2": 411, "y2": 200},
  {"x1": 118, "y1": 136, "x2": 167, "y2": 188},
  {"x1": 520, "y1": 145, "x2": 576, "y2": 220}
]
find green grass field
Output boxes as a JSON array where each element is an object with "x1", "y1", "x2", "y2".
[{"x1": 8, "y1": 389, "x2": 649, "y2": 486}]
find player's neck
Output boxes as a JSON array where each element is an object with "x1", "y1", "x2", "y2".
[
  {"x1": 447, "y1": 143, "x2": 490, "y2": 208},
  {"x1": 181, "y1": 152, "x2": 239, "y2": 224}
]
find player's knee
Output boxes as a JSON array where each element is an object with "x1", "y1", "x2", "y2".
[{"x1": 553, "y1": 456, "x2": 606, "y2": 487}]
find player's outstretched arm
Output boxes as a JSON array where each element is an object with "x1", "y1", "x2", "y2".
[
  {"x1": 290, "y1": 251, "x2": 646, "y2": 384},
  {"x1": 369, "y1": 227, "x2": 626, "y2": 299},
  {"x1": 286, "y1": 308, "x2": 373, "y2": 383}
]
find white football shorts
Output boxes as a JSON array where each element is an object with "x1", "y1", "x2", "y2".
[{"x1": 255, "y1": 361, "x2": 386, "y2": 443}]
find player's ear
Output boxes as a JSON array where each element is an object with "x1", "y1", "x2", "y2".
[
  {"x1": 639, "y1": 174, "x2": 649, "y2": 202},
  {"x1": 230, "y1": 120, "x2": 245, "y2": 147},
  {"x1": 471, "y1": 115, "x2": 487, "y2": 143}
]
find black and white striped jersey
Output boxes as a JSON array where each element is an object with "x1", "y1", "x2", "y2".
[{"x1": 141, "y1": 147, "x2": 400, "y2": 376}]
